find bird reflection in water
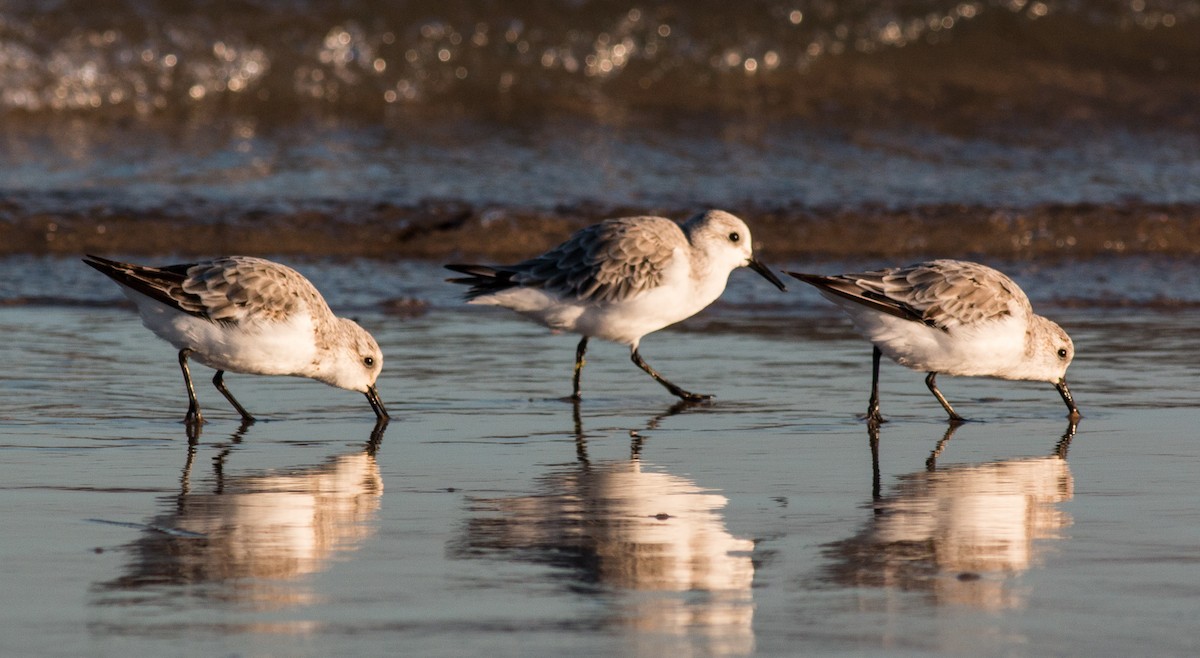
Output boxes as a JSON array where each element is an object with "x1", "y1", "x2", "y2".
[
  {"x1": 825, "y1": 421, "x2": 1077, "y2": 610},
  {"x1": 94, "y1": 420, "x2": 387, "y2": 613},
  {"x1": 453, "y1": 402, "x2": 756, "y2": 657}
]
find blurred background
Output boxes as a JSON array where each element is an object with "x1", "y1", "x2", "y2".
[{"x1": 1, "y1": 0, "x2": 1198, "y2": 260}]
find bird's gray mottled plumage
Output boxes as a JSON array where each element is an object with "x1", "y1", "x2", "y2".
[
  {"x1": 788, "y1": 259, "x2": 1078, "y2": 422},
  {"x1": 444, "y1": 210, "x2": 786, "y2": 401},
  {"x1": 446, "y1": 216, "x2": 684, "y2": 304},
  {"x1": 84, "y1": 254, "x2": 329, "y2": 331},
  {"x1": 794, "y1": 260, "x2": 1029, "y2": 332},
  {"x1": 83, "y1": 254, "x2": 388, "y2": 421}
]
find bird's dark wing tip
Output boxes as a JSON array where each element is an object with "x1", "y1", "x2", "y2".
[
  {"x1": 445, "y1": 263, "x2": 497, "y2": 277},
  {"x1": 81, "y1": 254, "x2": 126, "y2": 274},
  {"x1": 785, "y1": 271, "x2": 832, "y2": 287}
]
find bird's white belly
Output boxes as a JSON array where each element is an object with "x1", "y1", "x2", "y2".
[
  {"x1": 471, "y1": 256, "x2": 720, "y2": 347},
  {"x1": 574, "y1": 287, "x2": 704, "y2": 344},
  {"x1": 474, "y1": 278, "x2": 716, "y2": 346},
  {"x1": 132, "y1": 297, "x2": 318, "y2": 376},
  {"x1": 843, "y1": 307, "x2": 1026, "y2": 378}
]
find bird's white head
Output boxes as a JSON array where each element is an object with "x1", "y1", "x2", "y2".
[
  {"x1": 1026, "y1": 315, "x2": 1080, "y2": 419},
  {"x1": 319, "y1": 318, "x2": 385, "y2": 394},
  {"x1": 685, "y1": 210, "x2": 755, "y2": 267},
  {"x1": 1025, "y1": 315, "x2": 1075, "y2": 383},
  {"x1": 683, "y1": 210, "x2": 787, "y2": 291}
]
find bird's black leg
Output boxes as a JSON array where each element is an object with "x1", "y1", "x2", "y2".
[
  {"x1": 178, "y1": 349, "x2": 204, "y2": 426},
  {"x1": 213, "y1": 370, "x2": 255, "y2": 422},
  {"x1": 630, "y1": 348, "x2": 712, "y2": 402},
  {"x1": 866, "y1": 346, "x2": 885, "y2": 425},
  {"x1": 571, "y1": 337, "x2": 589, "y2": 401},
  {"x1": 925, "y1": 372, "x2": 966, "y2": 424}
]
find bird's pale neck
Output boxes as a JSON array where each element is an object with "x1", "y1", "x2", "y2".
[{"x1": 681, "y1": 216, "x2": 741, "y2": 301}]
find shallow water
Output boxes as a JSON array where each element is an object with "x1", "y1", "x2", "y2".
[
  {"x1": 2, "y1": 256, "x2": 1198, "y2": 657},
  {"x1": 6, "y1": 116, "x2": 1200, "y2": 213}
]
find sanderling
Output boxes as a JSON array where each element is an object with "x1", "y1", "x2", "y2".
[
  {"x1": 788, "y1": 259, "x2": 1079, "y2": 423},
  {"x1": 83, "y1": 255, "x2": 388, "y2": 424},
  {"x1": 446, "y1": 210, "x2": 787, "y2": 401}
]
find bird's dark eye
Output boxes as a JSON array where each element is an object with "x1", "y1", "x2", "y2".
[
  {"x1": 729, "y1": 232, "x2": 740, "y2": 243},
  {"x1": 1056, "y1": 349, "x2": 1068, "y2": 359},
  {"x1": 363, "y1": 356, "x2": 375, "y2": 367}
]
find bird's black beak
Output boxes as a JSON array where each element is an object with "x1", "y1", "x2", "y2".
[
  {"x1": 1055, "y1": 379, "x2": 1080, "y2": 420},
  {"x1": 748, "y1": 257, "x2": 787, "y2": 291},
  {"x1": 366, "y1": 385, "x2": 389, "y2": 420}
]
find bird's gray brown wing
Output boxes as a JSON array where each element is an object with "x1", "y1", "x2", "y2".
[
  {"x1": 868, "y1": 260, "x2": 1031, "y2": 330},
  {"x1": 789, "y1": 271, "x2": 930, "y2": 325},
  {"x1": 448, "y1": 217, "x2": 684, "y2": 303},
  {"x1": 84, "y1": 255, "x2": 312, "y2": 325},
  {"x1": 179, "y1": 257, "x2": 312, "y2": 324},
  {"x1": 792, "y1": 260, "x2": 1030, "y2": 331},
  {"x1": 84, "y1": 254, "x2": 210, "y2": 318}
]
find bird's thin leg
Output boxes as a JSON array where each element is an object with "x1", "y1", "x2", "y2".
[
  {"x1": 212, "y1": 370, "x2": 255, "y2": 422},
  {"x1": 630, "y1": 348, "x2": 712, "y2": 402},
  {"x1": 178, "y1": 349, "x2": 204, "y2": 426},
  {"x1": 866, "y1": 346, "x2": 885, "y2": 425},
  {"x1": 571, "y1": 337, "x2": 589, "y2": 401},
  {"x1": 925, "y1": 372, "x2": 966, "y2": 424}
]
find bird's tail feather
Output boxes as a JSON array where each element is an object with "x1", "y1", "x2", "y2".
[{"x1": 444, "y1": 264, "x2": 520, "y2": 299}]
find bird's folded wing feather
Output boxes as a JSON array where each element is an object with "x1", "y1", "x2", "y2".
[
  {"x1": 850, "y1": 261, "x2": 1031, "y2": 330},
  {"x1": 179, "y1": 257, "x2": 309, "y2": 324},
  {"x1": 513, "y1": 217, "x2": 684, "y2": 303}
]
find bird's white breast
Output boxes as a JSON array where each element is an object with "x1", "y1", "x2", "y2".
[
  {"x1": 125, "y1": 287, "x2": 320, "y2": 376},
  {"x1": 835, "y1": 297, "x2": 1028, "y2": 378},
  {"x1": 471, "y1": 246, "x2": 720, "y2": 346}
]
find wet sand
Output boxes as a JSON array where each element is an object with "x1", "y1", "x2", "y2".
[
  {"x1": 5, "y1": 199, "x2": 1200, "y2": 261},
  {"x1": 2, "y1": 257, "x2": 1199, "y2": 656}
]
